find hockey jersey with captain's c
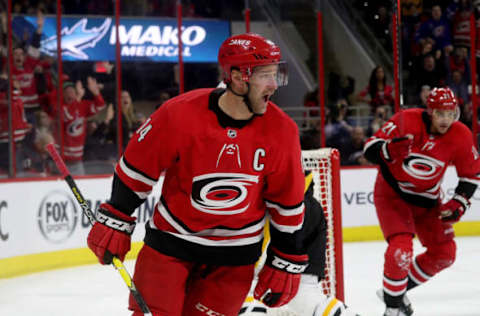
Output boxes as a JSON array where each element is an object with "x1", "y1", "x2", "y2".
[
  {"x1": 114, "y1": 88, "x2": 306, "y2": 265},
  {"x1": 364, "y1": 108, "x2": 480, "y2": 207}
]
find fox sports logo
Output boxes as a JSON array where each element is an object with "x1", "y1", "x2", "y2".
[{"x1": 38, "y1": 191, "x2": 78, "y2": 243}]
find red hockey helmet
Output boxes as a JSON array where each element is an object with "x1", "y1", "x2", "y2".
[
  {"x1": 426, "y1": 87, "x2": 458, "y2": 111},
  {"x1": 218, "y1": 33, "x2": 288, "y2": 86}
]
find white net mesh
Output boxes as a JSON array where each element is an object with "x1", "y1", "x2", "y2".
[
  {"x1": 302, "y1": 148, "x2": 337, "y2": 298},
  {"x1": 267, "y1": 149, "x2": 339, "y2": 316}
]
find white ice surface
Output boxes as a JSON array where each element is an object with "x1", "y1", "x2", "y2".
[{"x1": 1, "y1": 236, "x2": 480, "y2": 316}]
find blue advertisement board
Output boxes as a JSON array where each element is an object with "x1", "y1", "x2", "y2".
[{"x1": 12, "y1": 16, "x2": 230, "y2": 62}]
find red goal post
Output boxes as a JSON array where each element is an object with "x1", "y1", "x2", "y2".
[{"x1": 302, "y1": 148, "x2": 344, "y2": 301}]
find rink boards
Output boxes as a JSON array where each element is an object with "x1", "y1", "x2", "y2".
[{"x1": 1, "y1": 166, "x2": 479, "y2": 277}]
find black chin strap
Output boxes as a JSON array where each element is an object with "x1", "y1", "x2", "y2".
[{"x1": 226, "y1": 82, "x2": 260, "y2": 116}]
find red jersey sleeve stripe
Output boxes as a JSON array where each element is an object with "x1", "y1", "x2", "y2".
[
  {"x1": 118, "y1": 156, "x2": 157, "y2": 186},
  {"x1": 363, "y1": 137, "x2": 385, "y2": 152},
  {"x1": 265, "y1": 200, "x2": 304, "y2": 216},
  {"x1": 269, "y1": 213, "x2": 304, "y2": 233},
  {"x1": 459, "y1": 176, "x2": 480, "y2": 185},
  {"x1": 115, "y1": 158, "x2": 156, "y2": 199}
]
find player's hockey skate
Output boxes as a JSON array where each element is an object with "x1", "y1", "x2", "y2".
[
  {"x1": 376, "y1": 289, "x2": 413, "y2": 316},
  {"x1": 383, "y1": 307, "x2": 411, "y2": 316}
]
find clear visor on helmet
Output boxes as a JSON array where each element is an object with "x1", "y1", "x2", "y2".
[
  {"x1": 249, "y1": 61, "x2": 288, "y2": 87},
  {"x1": 431, "y1": 107, "x2": 460, "y2": 121}
]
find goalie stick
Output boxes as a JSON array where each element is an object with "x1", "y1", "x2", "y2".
[{"x1": 46, "y1": 143, "x2": 152, "y2": 315}]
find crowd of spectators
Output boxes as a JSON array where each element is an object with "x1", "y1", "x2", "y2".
[
  {"x1": 299, "y1": 0, "x2": 480, "y2": 167},
  {"x1": 4, "y1": 0, "x2": 480, "y2": 177},
  {"x1": 0, "y1": 9, "x2": 158, "y2": 177},
  {"x1": 7, "y1": 0, "x2": 239, "y2": 19},
  {"x1": 0, "y1": 0, "x2": 234, "y2": 178}
]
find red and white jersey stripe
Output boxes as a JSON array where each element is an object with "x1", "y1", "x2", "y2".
[
  {"x1": 115, "y1": 88, "x2": 305, "y2": 253},
  {"x1": 364, "y1": 108, "x2": 480, "y2": 207}
]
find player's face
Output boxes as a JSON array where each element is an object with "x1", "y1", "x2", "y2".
[
  {"x1": 248, "y1": 64, "x2": 279, "y2": 115},
  {"x1": 430, "y1": 109, "x2": 456, "y2": 134}
]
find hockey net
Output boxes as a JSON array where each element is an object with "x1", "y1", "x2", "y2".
[
  {"x1": 302, "y1": 148, "x2": 344, "y2": 300},
  {"x1": 267, "y1": 148, "x2": 344, "y2": 316}
]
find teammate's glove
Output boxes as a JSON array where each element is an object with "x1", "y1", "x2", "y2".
[
  {"x1": 254, "y1": 247, "x2": 309, "y2": 307},
  {"x1": 87, "y1": 203, "x2": 136, "y2": 264},
  {"x1": 438, "y1": 194, "x2": 470, "y2": 224},
  {"x1": 381, "y1": 135, "x2": 413, "y2": 163}
]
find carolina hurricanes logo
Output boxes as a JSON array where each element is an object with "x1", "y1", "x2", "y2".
[
  {"x1": 191, "y1": 173, "x2": 259, "y2": 215},
  {"x1": 67, "y1": 117, "x2": 85, "y2": 137},
  {"x1": 402, "y1": 153, "x2": 445, "y2": 180}
]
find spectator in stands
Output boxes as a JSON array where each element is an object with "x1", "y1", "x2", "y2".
[
  {"x1": 445, "y1": 46, "x2": 470, "y2": 83},
  {"x1": 21, "y1": 110, "x2": 55, "y2": 176},
  {"x1": 413, "y1": 38, "x2": 441, "y2": 71},
  {"x1": 327, "y1": 72, "x2": 355, "y2": 105},
  {"x1": 324, "y1": 100, "x2": 353, "y2": 158},
  {"x1": 413, "y1": 53, "x2": 447, "y2": 94},
  {"x1": 415, "y1": 4, "x2": 454, "y2": 56},
  {"x1": 343, "y1": 126, "x2": 371, "y2": 166},
  {"x1": 451, "y1": 0, "x2": 473, "y2": 49},
  {"x1": 83, "y1": 117, "x2": 116, "y2": 163},
  {"x1": 0, "y1": 76, "x2": 31, "y2": 175},
  {"x1": 460, "y1": 100, "x2": 473, "y2": 127},
  {"x1": 368, "y1": 105, "x2": 392, "y2": 136},
  {"x1": 356, "y1": 65, "x2": 394, "y2": 113},
  {"x1": 402, "y1": 0, "x2": 423, "y2": 18},
  {"x1": 448, "y1": 69, "x2": 470, "y2": 108},
  {"x1": 100, "y1": 90, "x2": 142, "y2": 153},
  {"x1": 11, "y1": 11, "x2": 50, "y2": 123},
  {"x1": 45, "y1": 77, "x2": 106, "y2": 175},
  {"x1": 418, "y1": 84, "x2": 431, "y2": 108}
]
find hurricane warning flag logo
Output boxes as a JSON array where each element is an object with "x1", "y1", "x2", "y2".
[{"x1": 40, "y1": 18, "x2": 111, "y2": 60}]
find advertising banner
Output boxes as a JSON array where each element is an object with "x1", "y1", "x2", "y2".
[
  {"x1": 0, "y1": 177, "x2": 159, "y2": 259},
  {"x1": 12, "y1": 15, "x2": 230, "y2": 62},
  {"x1": 2, "y1": 167, "x2": 480, "y2": 259},
  {"x1": 341, "y1": 166, "x2": 480, "y2": 226}
]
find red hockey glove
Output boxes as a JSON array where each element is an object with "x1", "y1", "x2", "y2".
[
  {"x1": 254, "y1": 247, "x2": 308, "y2": 307},
  {"x1": 438, "y1": 194, "x2": 470, "y2": 224},
  {"x1": 381, "y1": 135, "x2": 413, "y2": 163},
  {"x1": 87, "y1": 203, "x2": 136, "y2": 265}
]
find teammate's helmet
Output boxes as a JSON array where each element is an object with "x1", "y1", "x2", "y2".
[
  {"x1": 218, "y1": 33, "x2": 288, "y2": 86},
  {"x1": 426, "y1": 87, "x2": 458, "y2": 111}
]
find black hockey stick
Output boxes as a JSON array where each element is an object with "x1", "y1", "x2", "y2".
[{"x1": 46, "y1": 143, "x2": 152, "y2": 315}]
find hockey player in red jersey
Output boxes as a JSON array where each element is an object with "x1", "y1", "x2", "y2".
[
  {"x1": 87, "y1": 33, "x2": 308, "y2": 316},
  {"x1": 363, "y1": 87, "x2": 480, "y2": 316}
]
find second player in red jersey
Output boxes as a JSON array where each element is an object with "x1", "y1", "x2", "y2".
[
  {"x1": 86, "y1": 33, "x2": 308, "y2": 316},
  {"x1": 364, "y1": 87, "x2": 480, "y2": 316}
]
